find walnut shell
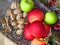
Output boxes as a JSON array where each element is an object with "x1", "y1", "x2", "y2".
[
  {"x1": 16, "y1": 29, "x2": 23, "y2": 35},
  {"x1": 10, "y1": 13, "x2": 16, "y2": 20},
  {"x1": 14, "y1": 25, "x2": 19, "y2": 30},
  {"x1": 11, "y1": 21, "x2": 18, "y2": 27},
  {"x1": 6, "y1": 9, "x2": 12, "y2": 16},
  {"x1": 13, "y1": 9, "x2": 21, "y2": 14},
  {"x1": 17, "y1": 19, "x2": 25, "y2": 25},
  {"x1": 11, "y1": 2, "x2": 19, "y2": 9},
  {"x1": 18, "y1": 24, "x2": 24, "y2": 29},
  {"x1": 16, "y1": 14, "x2": 22, "y2": 20},
  {"x1": 5, "y1": 27, "x2": 11, "y2": 33},
  {"x1": 24, "y1": 21, "x2": 28, "y2": 25}
]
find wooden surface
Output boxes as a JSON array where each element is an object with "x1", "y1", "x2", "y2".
[{"x1": 0, "y1": 32, "x2": 17, "y2": 45}]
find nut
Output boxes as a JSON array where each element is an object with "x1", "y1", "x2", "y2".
[
  {"x1": 11, "y1": 2, "x2": 19, "y2": 9},
  {"x1": 16, "y1": 29, "x2": 23, "y2": 35},
  {"x1": 24, "y1": 18, "x2": 28, "y2": 25},
  {"x1": 10, "y1": 13, "x2": 16, "y2": 20},
  {"x1": 17, "y1": 19, "x2": 25, "y2": 25},
  {"x1": 14, "y1": 25, "x2": 19, "y2": 30},
  {"x1": 13, "y1": 9, "x2": 21, "y2": 14},
  {"x1": 5, "y1": 27, "x2": 11, "y2": 33},
  {"x1": 23, "y1": 12, "x2": 27, "y2": 18},
  {"x1": 6, "y1": 9, "x2": 12, "y2": 16},
  {"x1": 18, "y1": 24, "x2": 24, "y2": 29},
  {"x1": 6, "y1": 9, "x2": 16, "y2": 20},
  {"x1": 16, "y1": 14, "x2": 22, "y2": 20},
  {"x1": 11, "y1": 21, "x2": 18, "y2": 27},
  {"x1": 24, "y1": 21, "x2": 28, "y2": 25},
  {"x1": 16, "y1": 1, "x2": 20, "y2": 8}
]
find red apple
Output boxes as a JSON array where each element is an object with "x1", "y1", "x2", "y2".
[
  {"x1": 29, "y1": 21, "x2": 45, "y2": 38},
  {"x1": 24, "y1": 24, "x2": 30, "y2": 31},
  {"x1": 31, "y1": 38, "x2": 47, "y2": 45},
  {"x1": 43, "y1": 23, "x2": 51, "y2": 37},
  {"x1": 24, "y1": 24, "x2": 34, "y2": 40},
  {"x1": 28, "y1": 8, "x2": 44, "y2": 23}
]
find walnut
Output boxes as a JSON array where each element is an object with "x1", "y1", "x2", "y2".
[
  {"x1": 11, "y1": 21, "x2": 18, "y2": 27},
  {"x1": 5, "y1": 27, "x2": 11, "y2": 33},
  {"x1": 13, "y1": 9, "x2": 21, "y2": 14},
  {"x1": 16, "y1": 29, "x2": 23, "y2": 35},
  {"x1": 24, "y1": 18, "x2": 28, "y2": 25},
  {"x1": 24, "y1": 21, "x2": 28, "y2": 25},
  {"x1": 6, "y1": 8, "x2": 16, "y2": 20},
  {"x1": 4, "y1": 16, "x2": 12, "y2": 33},
  {"x1": 6, "y1": 9, "x2": 12, "y2": 16},
  {"x1": 14, "y1": 25, "x2": 19, "y2": 30},
  {"x1": 16, "y1": 14, "x2": 22, "y2": 20},
  {"x1": 17, "y1": 19, "x2": 25, "y2": 25},
  {"x1": 18, "y1": 24, "x2": 24, "y2": 29},
  {"x1": 10, "y1": 13, "x2": 16, "y2": 20},
  {"x1": 11, "y1": 2, "x2": 19, "y2": 9}
]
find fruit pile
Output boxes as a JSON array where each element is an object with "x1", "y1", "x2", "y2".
[
  {"x1": 3, "y1": 0, "x2": 59, "y2": 45},
  {"x1": 40, "y1": 0, "x2": 60, "y2": 30},
  {"x1": 20, "y1": 0, "x2": 58, "y2": 45}
]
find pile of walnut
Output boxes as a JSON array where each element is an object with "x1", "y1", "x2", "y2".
[{"x1": 6, "y1": 1, "x2": 28, "y2": 35}]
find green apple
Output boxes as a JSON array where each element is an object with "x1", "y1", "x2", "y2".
[
  {"x1": 20, "y1": 0, "x2": 34, "y2": 12},
  {"x1": 44, "y1": 12, "x2": 58, "y2": 25}
]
